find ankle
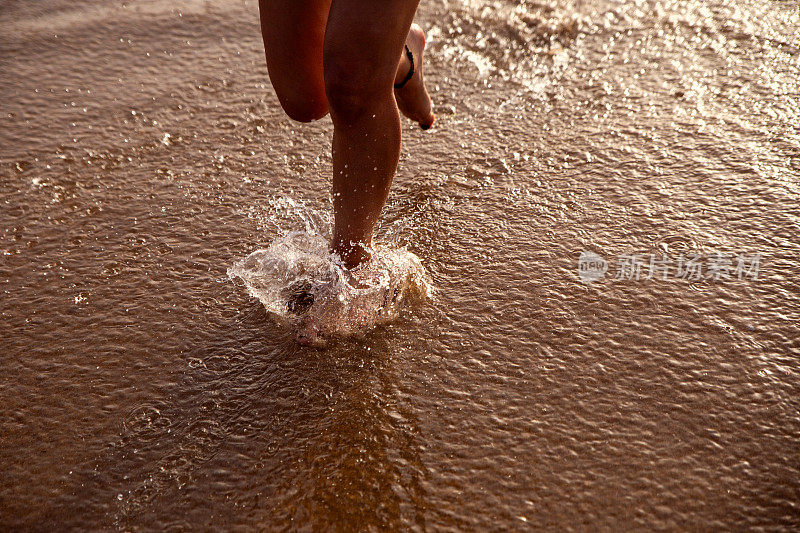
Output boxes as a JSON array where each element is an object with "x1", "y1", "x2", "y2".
[
  {"x1": 332, "y1": 239, "x2": 372, "y2": 269},
  {"x1": 394, "y1": 46, "x2": 414, "y2": 88}
]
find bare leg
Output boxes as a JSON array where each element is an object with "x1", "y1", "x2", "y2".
[
  {"x1": 259, "y1": 0, "x2": 434, "y2": 269},
  {"x1": 324, "y1": 0, "x2": 428, "y2": 268},
  {"x1": 258, "y1": 0, "x2": 331, "y2": 122}
]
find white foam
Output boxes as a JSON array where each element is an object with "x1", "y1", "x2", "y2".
[{"x1": 228, "y1": 230, "x2": 431, "y2": 345}]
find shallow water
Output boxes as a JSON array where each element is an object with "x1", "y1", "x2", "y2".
[{"x1": 2, "y1": 0, "x2": 799, "y2": 529}]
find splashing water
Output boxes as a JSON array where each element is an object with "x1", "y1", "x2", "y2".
[{"x1": 227, "y1": 230, "x2": 432, "y2": 346}]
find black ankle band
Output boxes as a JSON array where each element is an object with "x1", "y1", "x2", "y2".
[{"x1": 394, "y1": 45, "x2": 414, "y2": 90}]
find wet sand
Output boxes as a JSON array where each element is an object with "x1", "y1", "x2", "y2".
[{"x1": 1, "y1": 0, "x2": 799, "y2": 529}]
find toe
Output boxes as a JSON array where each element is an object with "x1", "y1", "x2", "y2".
[{"x1": 420, "y1": 113, "x2": 435, "y2": 130}]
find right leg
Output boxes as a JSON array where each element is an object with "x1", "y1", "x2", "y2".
[
  {"x1": 323, "y1": 0, "x2": 424, "y2": 268},
  {"x1": 258, "y1": 0, "x2": 331, "y2": 122}
]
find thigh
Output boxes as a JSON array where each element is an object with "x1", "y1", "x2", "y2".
[
  {"x1": 323, "y1": 0, "x2": 420, "y2": 94},
  {"x1": 259, "y1": 0, "x2": 331, "y2": 121}
]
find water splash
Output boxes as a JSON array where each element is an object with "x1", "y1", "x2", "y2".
[{"x1": 228, "y1": 230, "x2": 432, "y2": 346}]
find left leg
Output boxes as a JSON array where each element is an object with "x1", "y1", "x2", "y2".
[
  {"x1": 258, "y1": 0, "x2": 331, "y2": 122},
  {"x1": 323, "y1": 0, "x2": 424, "y2": 268}
]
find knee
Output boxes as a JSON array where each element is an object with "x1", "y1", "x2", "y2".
[
  {"x1": 277, "y1": 93, "x2": 329, "y2": 123},
  {"x1": 324, "y1": 59, "x2": 388, "y2": 124}
]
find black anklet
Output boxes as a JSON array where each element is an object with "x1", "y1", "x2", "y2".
[{"x1": 394, "y1": 45, "x2": 415, "y2": 89}]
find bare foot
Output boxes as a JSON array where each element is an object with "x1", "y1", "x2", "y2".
[
  {"x1": 331, "y1": 239, "x2": 372, "y2": 270},
  {"x1": 395, "y1": 24, "x2": 435, "y2": 130},
  {"x1": 292, "y1": 245, "x2": 430, "y2": 347}
]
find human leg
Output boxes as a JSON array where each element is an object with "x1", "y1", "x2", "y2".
[
  {"x1": 323, "y1": 0, "x2": 425, "y2": 268},
  {"x1": 258, "y1": 0, "x2": 331, "y2": 122}
]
